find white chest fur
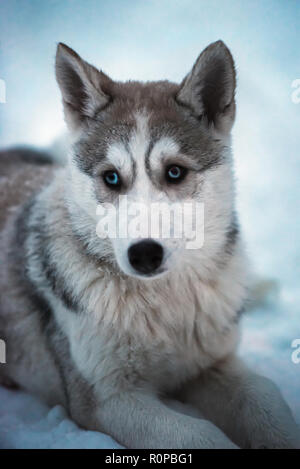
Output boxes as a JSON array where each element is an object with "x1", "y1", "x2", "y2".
[{"x1": 56, "y1": 255, "x2": 245, "y2": 401}]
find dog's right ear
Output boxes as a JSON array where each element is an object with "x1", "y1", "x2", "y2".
[
  {"x1": 55, "y1": 43, "x2": 112, "y2": 132},
  {"x1": 176, "y1": 40, "x2": 236, "y2": 134}
]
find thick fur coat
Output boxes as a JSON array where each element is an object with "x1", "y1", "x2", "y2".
[{"x1": 0, "y1": 41, "x2": 299, "y2": 448}]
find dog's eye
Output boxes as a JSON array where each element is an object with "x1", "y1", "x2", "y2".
[
  {"x1": 103, "y1": 170, "x2": 121, "y2": 188},
  {"x1": 165, "y1": 165, "x2": 187, "y2": 184}
]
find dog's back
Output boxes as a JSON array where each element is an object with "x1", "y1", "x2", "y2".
[
  {"x1": 0, "y1": 149, "x2": 64, "y2": 404},
  {"x1": 0, "y1": 148, "x2": 53, "y2": 229}
]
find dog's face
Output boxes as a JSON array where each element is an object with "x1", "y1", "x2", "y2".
[{"x1": 56, "y1": 41, "x2": 237, "y2": 279}]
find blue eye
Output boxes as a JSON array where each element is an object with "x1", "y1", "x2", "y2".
[
  {"x1": 166, "y1": 165, "x2": 187, "y2": 184},
  {"x1": 103, "y1": 170, "x2": 121, "y2": 188}
]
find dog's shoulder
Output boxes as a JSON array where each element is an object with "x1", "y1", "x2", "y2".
[{"x1": 0, "y1": 148, "x2": 57, "y2": 232}]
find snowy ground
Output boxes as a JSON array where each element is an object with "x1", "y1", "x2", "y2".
[
  {"x1": 0, "y1": 386, "x2": 123, "y2": 449},
  {"x1": 239, "y1": 291, "x2": 300, "y2": 426}
]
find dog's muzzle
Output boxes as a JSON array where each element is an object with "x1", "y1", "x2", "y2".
[{"x1": 128, "y1": 240, "x2": 164, "y2": 276}]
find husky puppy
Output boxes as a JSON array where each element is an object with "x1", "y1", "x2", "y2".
[{"x1": 0, "y1": 41, "x2": 299, "y2": 449}]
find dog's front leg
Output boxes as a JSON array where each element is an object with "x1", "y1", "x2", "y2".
[
  {"x1": 178, "y1": 355, "x2": 300, "y2": 449},
  {"x1": 87, "y1": 390, "x2": 238, "y2": 449}
]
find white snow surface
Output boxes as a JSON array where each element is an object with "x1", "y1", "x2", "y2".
[{"x1": 0, "y1": 386, "x2": 123, "y2": 449}]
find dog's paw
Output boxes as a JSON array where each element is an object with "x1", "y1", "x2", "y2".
[
  {"x1": 241, "y1": 376, "x2": 300, "y2": 449},
  {"x1": 194, "y1": 419, "x2": 239, "y2": 449},
  {"x1": 249, "y1": 426, "x2": 300, "y2": 449}
]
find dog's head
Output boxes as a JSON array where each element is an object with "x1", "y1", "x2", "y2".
[{"x1": 56, "y1": 41, "x2": 237, "y2": 280}]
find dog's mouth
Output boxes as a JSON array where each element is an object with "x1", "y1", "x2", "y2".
[{"x1": 127, "y1": 265, "x2": 168, "y2": 280}]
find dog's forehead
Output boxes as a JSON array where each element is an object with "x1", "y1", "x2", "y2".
[
  {"x1": 74, "y1": 79, "x2": 218, "y2": 175},
  {"x1": 105, "y1": 111, "x2": 180, "y2": 175},
  {"x1": 103, "y1": 80, "x2": 215, "y2": 154},
  {"x1": 105, "y1": 81, "x2": 183, "y2": 164},
  {"x1": 110, "y1": 80, "x2": 180, "y2": 109}
]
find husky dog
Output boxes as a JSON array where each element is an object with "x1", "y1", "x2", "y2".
[{"x1": 0, "y1": 41, "x2": 299, "y2": 449}]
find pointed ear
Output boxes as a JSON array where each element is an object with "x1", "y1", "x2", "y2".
[
  {"x1": 55, "y1": 43, "x2": 112, "y2": 132},
  {"x1": 176, "y1": 40, "x2": 236, "y2": 134}
]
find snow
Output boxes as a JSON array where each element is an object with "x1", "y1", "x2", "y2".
[
  {"x1": 0, "y1": 386, "x2": 123, "y2": 449},
  {"x1": 239, "y1": 289, "x2": 300, "y2": 426}
]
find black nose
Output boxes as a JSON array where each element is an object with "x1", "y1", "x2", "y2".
[{"x1": 128, "y1": 240, "x2": 164, "y2": 275}]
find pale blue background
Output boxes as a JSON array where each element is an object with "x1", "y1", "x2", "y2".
[{"x1": 0, "y1": 0, "x2": 299, "y2": 446}]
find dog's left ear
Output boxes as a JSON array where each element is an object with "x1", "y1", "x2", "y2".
[
  {"x1": 176, "y1": 40, "x2": 236, "y2": 134},
  {"x1": 55, "y1": 43, "x2": 112, "y2": 132}
]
